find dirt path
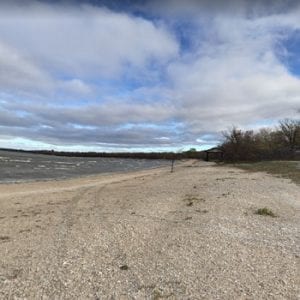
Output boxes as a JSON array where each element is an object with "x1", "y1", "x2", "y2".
[{"x1": 0, "y1": 161, "x2": 299, "y2": 299}]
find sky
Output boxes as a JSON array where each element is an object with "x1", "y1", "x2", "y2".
[{"x1": 0, "y1": 0, "x2": 299, "y2": 152}]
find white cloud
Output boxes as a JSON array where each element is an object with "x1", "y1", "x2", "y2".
[
  {"x1": 61, "y1": 79, "x2": 93, "y2": 96},
  {"x1": 166, "y1": 10, "x2": 300, "y2": 134},
  {"x1": 0, "y1": 1, "x2": 299, "y2": 149},
  {"x1": 0, "y1": 42, "x2": 53, "y2": 94},
  {"x1": 0, "y1": 2, "x2": 179, "y2": 79}
]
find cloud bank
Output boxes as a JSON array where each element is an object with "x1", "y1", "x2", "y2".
[{"x1": 0, "y1": 0, "x2": 299, "y2": 151}]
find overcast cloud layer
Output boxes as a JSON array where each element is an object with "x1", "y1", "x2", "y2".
[{"x1": 0, "y1": 0, "x2": 299, "y2": 151}]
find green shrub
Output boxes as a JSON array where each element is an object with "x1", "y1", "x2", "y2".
[{"x1": 255, "y1": 207, "x2": 276, "y2": 217}]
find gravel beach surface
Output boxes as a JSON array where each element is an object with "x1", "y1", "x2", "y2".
[{"x1": 0, "y1": 160, "x2": 299, "y2": 299}]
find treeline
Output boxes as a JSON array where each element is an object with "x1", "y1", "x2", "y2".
[
  {"x1": 31, "y1": 150, "x2": 204, "y2": 160},
  {"x1": 221, "y1": 119, "x2": 300, "y2": 161},
  {"x1": 0, "y1": 148, "x2": 203, "y2": 160}
]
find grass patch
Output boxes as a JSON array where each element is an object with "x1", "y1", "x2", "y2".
[
  {"x1": 119, "y1": 264, "x2": 129, "y2": 271},
  {"x1": 255, "y1": 207, "x2": 276, "y2": 217},
  {"x1": 0, "y1": 236, "x2": 10, "y2": 241},
  {"x1": 184, "y1": 195, "x2": 205, "y2": 207},
  {"x1": 230, "y1": 161, "x2": 300, "y2": 185}
]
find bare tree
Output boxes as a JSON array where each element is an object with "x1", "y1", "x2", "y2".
[{"x1": 279, "y1": 119, "x2": 300, "y2": 150}]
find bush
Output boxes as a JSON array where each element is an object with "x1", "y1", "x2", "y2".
[
  {"x1": 255, "y1": 207, "x2": 276, "y2": 217},
  {"x1": 221, "y1": 119, "x2": 300, "y2": 162}
]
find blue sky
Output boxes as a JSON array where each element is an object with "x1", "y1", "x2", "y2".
[{"x1": 0, "y1": 0, "x2": 299, "y2": 152}]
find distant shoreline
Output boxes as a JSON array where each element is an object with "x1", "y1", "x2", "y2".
[{"x1": 0, "y1": 147, "x2": 204, "y2": 160}]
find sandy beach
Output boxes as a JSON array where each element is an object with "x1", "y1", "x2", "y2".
[{"x1": 0, "y1": 160, "x2": 299, "y2": 299}]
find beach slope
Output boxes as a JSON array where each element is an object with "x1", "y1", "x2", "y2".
[{"x1": 0, "y1": 161, "x2": 299, "y2": 299}]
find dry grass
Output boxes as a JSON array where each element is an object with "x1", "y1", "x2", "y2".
[{"x1": 231, "y1": 161, "x2": 300, "y2": 185}]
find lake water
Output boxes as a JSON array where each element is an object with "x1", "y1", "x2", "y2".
[{"x1": 0, "y1": 150, "x2": 170, "y2": 183}]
